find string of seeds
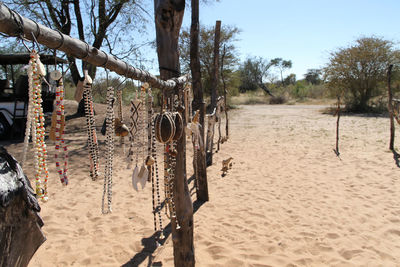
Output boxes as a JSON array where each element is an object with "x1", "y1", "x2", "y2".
[
  {"x1": 102, "y1": 87, "x2": 115, "y2": 214},
  {"x1": 117, "y1": 89, "x2": 124, "y2": 148},
  {"x1": 83, "y1": 74, "x2": 100, "y2": 180},
  {"x1": 54, "y1": 77, "x2": 68, "y2": 185},
  {"x1": 146, "y1": 87, "x2": 158, "y2": 233},
  {"x1": 21, "y1": 56, "x2": 35, "y2": 167},
  {"x1": 149, "y1": 89, "x2": 164, "y2": 239},
  {"x1": 28, "y1": 51, "x2": 49, "y2": 200}
]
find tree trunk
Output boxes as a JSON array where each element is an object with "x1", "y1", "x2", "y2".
[
  {"x1": 388, "y1": 64, "x2": 395, "y2": 150},
  {"x1": 221, "y1": 45, "x2": 229, "y2": 139},
  {"x1": 210, "y1": 20, "x2": 221, "y2": 110},
  {"x1": 206, "y1": 109, "x2": 216, "y2": 166},
  {"x1": 190, "y1": 0, "x2": 208, "y2": 202},
  {"x1": 154, "y1": 1, "x2": 195, "y2": 266},
  {"x1": 0, "y1": 147, "x2": 46, "y2": 267}
]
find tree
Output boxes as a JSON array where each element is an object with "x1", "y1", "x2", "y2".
[
  {"x1": 179, "y1": 24, "x2": 240, "y2": 96},
  {"x1": 324, "y1": 37, "x2": 400, "y2": 111},
  {"x1": 283, "y1": 73, "x2": 296, "y2": 86},
  {"x1": 5, "y1": 0, "x2": 148, "y2": 85},
  {"x1": 304, "y1": 68, "x2": 322, "y2": 85},
  {"x1": 271, "y1": 57, "x2": 292, "y2": 85},
  {"x1": 238, "y1": 56, "x2": 274, "y2": 96}
]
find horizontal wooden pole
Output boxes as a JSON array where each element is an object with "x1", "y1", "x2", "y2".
[{"x1": 0, "y1": 3, "x2": 188, "y2": 90}]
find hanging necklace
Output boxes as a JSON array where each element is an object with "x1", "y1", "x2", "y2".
[
  {"x1": 102, "y1": 86, "x2": 115, "y2": 214},
  {"x1": 52, "y1": 70, "x2": 68, "y2": 185},
  {"x1": 25, "y1": 51, "x2": 49, "y2": 201},
  {"x1": 83, "y1": 71, "x2": 100, "y2": 180},
  {"x1": 146, "y1": 87, "x2": 164, "y2": 239}
]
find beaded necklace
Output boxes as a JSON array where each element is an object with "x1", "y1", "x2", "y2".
[
  {"x1": 24, "y1": 51, "x2": 49, "y2": 200},
  {"x1": 162, "y1": 95, "x2": 180, "y2": 230},
  {"x1": 116, "y1": 89, "x2": 124, "y2": 150},
  {"x1": 52, "y1": 71, "x2": 68, "y2": 185},
  {"x1": 83, "y1": 71, "x2": 100, "y2": 180},
  {"x1": 146, "y1": 87, "x2": 164, "y2": 239},
  {"x1": 102, "y1": 87, "x2": 115, "y2": 214}
]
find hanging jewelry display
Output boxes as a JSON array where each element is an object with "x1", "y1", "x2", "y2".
[
  {"x1": 144, "y1": 87, "x2": 163, "y2": 238},
  {"x1": 52, "y1": 70, "x2": 68, "y2": 185},
  {"x1": 102, "y1": 87, "x2": 115, "y2": 214},
  {"x1": 83, "y1": 71, "x2": 100, "y2": 180},
  {"x1": 162, "y1": 94, "x2": 180, "y2": 230},
  {"x1": 132, "y1": 83, "x2": 148, "y2": 191},
  {"x1": 23, "y1": 51, "x2": 49, "y2": 201}
]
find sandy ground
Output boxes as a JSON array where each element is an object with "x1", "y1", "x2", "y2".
[{"x1": 3, "y1": 102, "x2": 400, "y2": 267}]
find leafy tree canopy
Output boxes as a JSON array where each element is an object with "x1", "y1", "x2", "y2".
[{"x1": 324, "y1": 36, "x2": 400, "y2": 111}]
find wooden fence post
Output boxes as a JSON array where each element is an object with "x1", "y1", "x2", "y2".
[
  {"x1": 388, "y1": 64, "x2": 395, "y2": 151},
  {"x1": 221, "y1": 45, "x2": 229, "y2": 139},
  {"x1": 210, "y1": 20, "x2": 221, "y2": 111},
  {"x1": 190, "y1": 0, "x2": 208, "y2": 202},
  {"x1": 154, "y1": 1, "x2": 195, "y2": 266},
  {"x1": 334, "y1": 96, "x2": 341, "y2": 156}
]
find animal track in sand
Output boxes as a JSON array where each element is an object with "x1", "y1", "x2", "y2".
[
  {"x1": 339, "y1": 249, "x2": 363, "y2": 260},
  {"x1": 325, "y1": 233, "x2": 340, "y2": 239}
]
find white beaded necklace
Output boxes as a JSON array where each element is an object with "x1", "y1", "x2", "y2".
[
  {"x1": 23, "y1": 51, "x2": 49, "y2": 201},
  {"x1": 82, "y1": 71, "x2": 100, "y2": 180},
  {"x1": 102, "y1": 86, "x2": 115, "y2": 214}
]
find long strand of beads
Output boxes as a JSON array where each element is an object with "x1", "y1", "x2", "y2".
[
  {"x1": 117, "y1": 89, "x2": 124, "y2": 149},
  {"x1": 169, "y1": 141, "x2": 180, "y2": 229},
  {"x1": 148, "y1": 89, "x2": 164, "y2": 239},
  {"x1": 164, "y1": 146, "x2": 170, "y2": 218},
  {"x1": 147, "y1": 87, "x2": 157, "y2": 232},
  {"x1": 102, "y1": 87, "x2": 115, "y2": 214},
  {"x1": 54, "y1": 77, "x2": 69, "y2": 185},
  {"x1": 21, "y1": 57, "x2": 35, "y2": 166},
  {"x1": 141, "y1": 84, "x2": 148, "y2": 169},
  {"x1": 83, "y1": 74, "x2": 100, "y2": 180},
  {"x1": 30, "y1": 51, "x2": 49, "y2": 201}
]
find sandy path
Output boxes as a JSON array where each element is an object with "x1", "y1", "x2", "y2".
[{"x1": 3, "y1": 104, "x2": 400, "y2": 266}]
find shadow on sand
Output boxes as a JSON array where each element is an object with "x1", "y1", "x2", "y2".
[
  {"x1": 122, "y1": 185, "x2": 205, "y2": 267},
  {"x1": 392, "y1": 149, "x2": 400, "y2": 168}
]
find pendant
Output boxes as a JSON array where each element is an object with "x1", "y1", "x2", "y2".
[
  {"x1": 138, "y1": 164, "x2": 148, "y2": 189},
  {"x1": 132, "y1": 165, "x2": 139, "y2": 191}
]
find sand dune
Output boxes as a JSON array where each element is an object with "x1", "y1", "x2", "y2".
[{"x1": 3, "y1": 103, "x2": 400, "y2": 266}]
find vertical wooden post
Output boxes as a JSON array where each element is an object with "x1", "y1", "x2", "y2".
[
  {"x1": 221, "y1": 45, "x2": 229, "y2": 139},
  {"x1": 154, "y1": 1, "x2": 195, "y2": 266},
  {"x1": 190, "y1": 0, "x2": 208, "y2": 202},
  {"x1": 388, "y1": 64, "x2": 395, "y2": 151},
  {"x1": 206, "y1": 110, "x2": 216, "y2": 166},
  {"x1": 334, "y1": 96, "x2": 341, "y2": 156},
  {"x1": 210, "y1": 20, "x2": 221, "y2": 110}
]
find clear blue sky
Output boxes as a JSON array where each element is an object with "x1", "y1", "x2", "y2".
[{"x1": 176, "y1": 0, "x2": 400, "y2": 80}]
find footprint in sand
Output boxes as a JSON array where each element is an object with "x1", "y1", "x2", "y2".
[
  {"x1": 325, "y1": 233, "x2": 340, "y2": 239},
  {"x1": 339, "y1": 249, "x2": 363, "y2": 260}
]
